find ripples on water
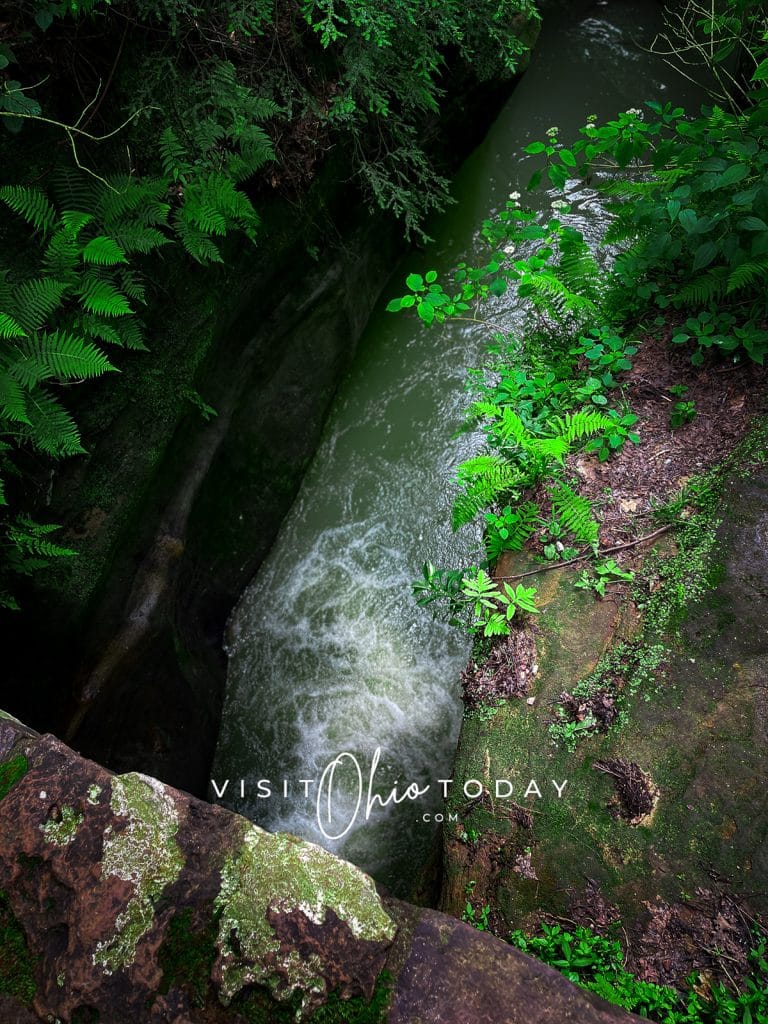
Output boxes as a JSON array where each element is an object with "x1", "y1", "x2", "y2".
[{"x1": 213, "y1": 0, "x2": 701, "y2": 891}]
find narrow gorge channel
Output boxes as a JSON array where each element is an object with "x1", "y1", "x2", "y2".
[{"x1": 212, "y1": 0, "x2": 702, "y2": 892}]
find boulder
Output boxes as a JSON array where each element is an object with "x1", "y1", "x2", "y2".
[{"x1": 0, "y1": 712, "x2": 640, "y2": 1023}]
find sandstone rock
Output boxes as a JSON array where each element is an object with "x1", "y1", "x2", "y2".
[{"x1": 0, "y1": 713, "x2": 641, "y2": 1023}]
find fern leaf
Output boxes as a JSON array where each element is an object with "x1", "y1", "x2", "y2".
[
  {"x1": 466, "y1": 400, "x2": 502, "y2": 421},
  {"x1": 15, "y1": 332, "x2": 116, "y2": 383},
  {"x1": 12, "y1": 278, "x2": 68, "y2": 332},
  {"x1": 550, "y1": 483, "x2": 599, "y2": 545},
  {"x1": 674, "y1": 271, "x2": 727, "y2": 304},
  {"x1": 43, "y1": 228, "x2": 81, "y2": 278},
  {"x1": 726, "y1": 258, "x2": 768, "y2": 294},
  {"x1": 96, "y1": 176, "x2": 168, "y2": 223},
  {"x1": 78, "y1": 275, "x2": 132, "y2": 317},
  {"x1": 23, "y1": 388, "x2": 85, "y2": 456},
  {"x1": 118, "y1": 270, "x2": 146, "y2": 304},
  {"x1": 173, "y1": 217, "x2": 223, "y2": 264},
  {"x1": 554, "y1": 410, "x2": 614, "y2": 443},
  {"x1": 110, "y1": 224, "x2": 170, "y2": 255},
  {"x1": 529, "y1": 435, "x2": 570, "y2": 463},
  {"x1": 82, "y1": 235, "x2": 128, "y2": 267},
  {"x1": 60, "y1": 210, "x2": 93, "y2": 236},
  {"x1": 456, "y1": 453, "x2": 507, "y2": 482},
  {"x1": 51, "y1": 168, "x2": 97, "y2": 215},
  {"x1": 0, "y1": 312, "x2": 26, "y2": 338},
  {"x1": 112, "y1": 318, "x2": 148, "y2": 351},
  {"x1": 159, "y1": 127, "x2": 190, "y2": 181},
  {"x1": 0, "y1": 371, "x2": 29, "y2": 423},
  {"x1": 452, "y1": 490, "x2": 489, "y2": 531},
  {"x1": 0, "y1": 185, "x2": 56, "y2": 235},
  {"x1": 498, "y1": 408, "x2": 530, "y2": 447}
]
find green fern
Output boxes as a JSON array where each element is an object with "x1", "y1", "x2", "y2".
[
  {"x1": 726, "y1": 258, "x2": 768, "y2": 293},
  {"x1": 550, "y1": 483, "x2": 599, "y2": 546},
  {"x1": 82, "y1": 235, "x2": 128, "y2": 267},
  {"x1": 0, "y1": 313, "x2": 26, "y2": 339},
  {"x1": 0, "y1": 372, "x2": 28, "y2": 423},
  {"x1": 12, "y1": 332, "x2": 116, "y2": 384},
  {"x1": 22, "y1": 388, "x2": 85, "y2": 456},
  {"x1": 0, "y1": 185, "x2": 57, "y2": 235},
  {"x1": 11, "y1": 278, "x2": 67, "y2": 333},
  {"x1": 78, "y1": 275, "x2": 132, "y2": 317},
  {"x1": 674, "y1": 270, "x2": 727, "y2": 304},
  {"x1": 553, "y1": 410, "x2": 614, "y2": 443}
]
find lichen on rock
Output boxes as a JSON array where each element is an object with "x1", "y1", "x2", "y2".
[
  {"x1": 93, "y1": 772, "x2": 184, "y2": 975},
  {"x1": 214, "y1": 825, "x2": 396, "y2": 1008},
  {"x1": 40, "y1": 806, "x2": 84, "y2": 846}
]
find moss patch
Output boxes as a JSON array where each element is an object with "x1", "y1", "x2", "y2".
[
  {"x1": 214, "y1": 824, "x2": 396, "y2": 1007},
  {"x1": 0, "y1": 891, "x2": 37, "y2": 1005},
  {"x1": 158, "y1": 906, "x2": 218, "y2": 1006},
  {"x1": 0, "y1": 754, "x2": 27, "y2": 801},
  {"x1": 93, "y1": 773, "x2": 184, "y2": 975},
  {"x1": 232, "y1": 971, "x2": 393, "y2": 1024}
]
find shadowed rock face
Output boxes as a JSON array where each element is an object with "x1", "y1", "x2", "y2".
[{"x1": 0, "y1": 713, "x2": 642, "y2": 1024}]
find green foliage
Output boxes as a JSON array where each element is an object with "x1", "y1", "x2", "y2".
[
  {"x1": 523, "y1": 3, "x2": 768, "y2": 365},
  {"x1": 411, "y1": 563, "x2": 538, "y2": 637},
  {"x1": 547, "y1": 711, "x2": 598, "y2": 750},
  {"x1": 509, "y1": 923, "x2": 768, "y2": 1024},
  {"x1": 575, "y1": 558, "x2": 635, "y2": 598}
]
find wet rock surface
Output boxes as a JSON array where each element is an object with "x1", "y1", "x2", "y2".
[
  {"x1": 0, "y1": 713, "x2": 644, "y2": 1023},
  {"x1": 441, "y1": 462, "x2": 768, "y2": 989}
]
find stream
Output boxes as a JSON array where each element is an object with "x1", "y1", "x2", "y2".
[{"x1": 212, "y1": 0, "x2": 702, "y2": 893}]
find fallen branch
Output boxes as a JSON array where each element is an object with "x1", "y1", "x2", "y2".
[{"x1": 494, "y1": 524, "x2": 674, "y2": 583}]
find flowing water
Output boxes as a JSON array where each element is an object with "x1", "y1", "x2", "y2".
[{"x1": 212, "y1": 0, "x2": 702, "y2": 892}]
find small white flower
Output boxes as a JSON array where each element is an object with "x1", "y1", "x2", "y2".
[
  {"x1": 551, "y1": 199, "x2": 569, "y2": 212},
  {"x1": 503, "y1": 242, "x2": 516, "y2": 254},
  {"x1": 626, "y1": 107, "x2": 644, "y2": 119},
  {"x1": 508, "y1": 190, "x2": 521, "y2": 201},
  {"x1": 546, "y1": 126, "x2": 559, "y2": 138}
]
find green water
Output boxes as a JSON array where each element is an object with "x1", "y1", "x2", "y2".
[{"x1": 213, "y1": 0, "x2": 703, "y2": 892}]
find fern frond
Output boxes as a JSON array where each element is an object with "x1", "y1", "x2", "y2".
[
  {"x1": 456, "y1": 453, "x2": 508, "y2": 482},
  {"x1": 23, "y1": 388, "x2": 85, "y2": 456},
  {"x1": 550, "y1": 483, "x2": 599, "y2": 545},
  {"x1": 96, "y1": 176, "x2": 168, "y2": 223},
  {"x1": 452, "y1": 490, "x2": 490, "y2": 531},
  {"x1": 674, "y1": 270, "x2": 727, "y2": 304},
  {"x1": 498, "y1": 408, "x2": 530, "y2": 446},
  {"x1": 466, "y1": 400, "x2": 502, "y2": 422},
  {"x1": 82, "y1": 235, "x2": 128, "y2": 267},
  {"x1": 726, "y1": 258, "x2": 768, "y2": 294},
  {"x1": 0, "y1": 312, "x2": 26, "y2": 338},
  {"x1": 173, "y1": 217, "x2": 223, "y2": 264},
  {"x1": 0, "y1": 371, "x2": 29, "y2": 423},
  {"x1": 553, "y1": 410, "x2": 614, "y2": 443},
  {"x1": 485, "y1": 501, "x2": 540, "y2": 559},
  {"x1": 0, "y1": 185, "x2": 56, "y2": 235},
  {"x1": 43, "y1": 228, "x2": 81, "y2": 278},
  {"x1": 110, "y1": 224, "x2": 170, "y2": 255},
  {"x1": 159, "y1": 127, "x2": 191, "y2": 180},
  {"x1": 14, "y1": 332, "x2": 116, "y2": 383},
  {"x1": 7, "y1": 516, "x2": 76, "y2": 558},
  {"x1": 78, "y1": 275, "x2": 132, "y2": 317},
  {"x1": 60, "y1": 210, "x2": 93, "y2": 236},
  {"x1": 452, "y1": 461, "x2": 523, "y2": 531},
  {"x1": 51, "y1": 167, "x2": 97, "y2": 215},
  {"x1": 118, "y1": 270, "x2": 146, "y2": 304},
  {"x1": 12, "y1": 278, "x2": 68, "y2": 332},
  {"x1": 529, "y1": 435, "x2": 570, "y2": 463},
  {"x1": 112, "y1": 318, "x2": 148, "y2": 351}
]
